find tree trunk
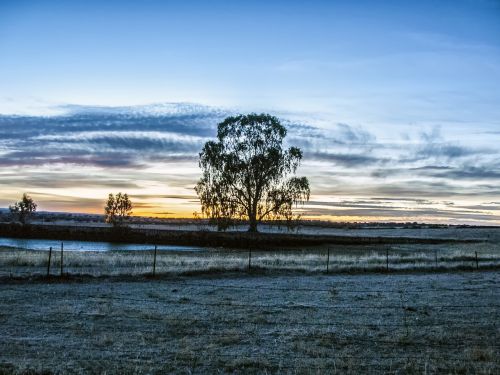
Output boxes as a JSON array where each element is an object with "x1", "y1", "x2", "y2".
[{"x1": 248, "y1": 213, "x2": 258, "y2": 233}]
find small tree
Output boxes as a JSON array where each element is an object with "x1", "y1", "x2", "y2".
[
  {"x1": 104, "y1": 193, "x2": 133, "y2": 227},
  {"x1": 9, "y1": 193, "x2": 37, "y2": 224},
  {"x1": 195, "y1": 113, "x2": 310, "y2": 232}
]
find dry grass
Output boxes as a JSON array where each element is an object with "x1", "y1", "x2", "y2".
[
  {"x1": 0, "y1": 272, "x2": 498, "y2": 374},
  {"x1": 1, "y1": 244, "x2": 499, "y2": 278}
]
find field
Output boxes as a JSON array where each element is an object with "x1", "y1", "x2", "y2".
[
  {"x1": 0, "y1": 271, "x2": 499, "y2": 374},
  {"x1": 1, "y1": 227, "x2": 499, "y2": 374}
]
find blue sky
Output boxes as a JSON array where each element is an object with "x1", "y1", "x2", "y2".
[{"x1": 0, "y1": 0, "x2": 499, "y2": 224}]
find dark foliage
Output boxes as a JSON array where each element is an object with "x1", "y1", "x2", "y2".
[
  {"x1": 104, "y1": 193, "x2": 133, "y2": 227},
  {"x1": 196, "y1": 114, "x2": 310, "y2": 232},
  {"x1": 9, "y1": 193, "x2": 37, "y2": 225}
]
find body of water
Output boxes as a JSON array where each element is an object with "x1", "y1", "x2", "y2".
[{"x1": 0, "y1": 237, "x2": 205, "y2": 252}]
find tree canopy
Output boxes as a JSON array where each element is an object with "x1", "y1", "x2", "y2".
[
  {"x1": 9, "y1": 193, "x2": 37, "y2": 224},
  {"x1": 104, "y1": 193, "x2": 133, "y2": 227},
  {"x1": 195, "y1": 113, "x2": 310, "y2": 232}
]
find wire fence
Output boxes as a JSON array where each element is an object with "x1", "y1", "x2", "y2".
[{"x1": 1, "y1": 241, "x2": 500, "y2": 278}]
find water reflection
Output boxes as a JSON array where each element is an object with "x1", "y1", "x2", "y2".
[{"x1": 0, "y1": 237, "x2": 204, "y2": 252}]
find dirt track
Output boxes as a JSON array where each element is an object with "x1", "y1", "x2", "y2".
[{"x1": 1, "y1": 271, "x2": 499, "y2": 374}]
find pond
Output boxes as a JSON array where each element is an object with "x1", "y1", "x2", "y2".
[{"x1": 0, "y1": 237, "x2": 205, "y2": 252}]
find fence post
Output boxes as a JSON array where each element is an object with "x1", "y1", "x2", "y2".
[
  {"x1": 475, "y1": 251, "x2": 479, "y2": 270},
  {"x1": 326, "y1": 248, "x2": 330, "y2": 273},
  {"x1": 248, "y1": 248, "x2": 252, "y2": 271},
  {"x1": 435, "y1": 250, "x2": 438, "y2": 268},
  {"x1": 47, "y1": 246, "x2": 52, "y2": 277},
  {"x1": 152, "y1": 245, "x2": 157, "y2": 277},
  {"x1": 60, "y1": 242, "x2": 64, "y2": 276},
  {"x1": 386, "y1": 249, "x2": 389, "y2": 271}
]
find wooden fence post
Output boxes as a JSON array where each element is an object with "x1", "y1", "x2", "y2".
[
  {"x1": 475, "y1": 251, "x2": 479, "y2": 270},
  {"x1": 60, "y1": 242, "x2": 64, "y2": 276},
  {"x1": 152, "y1": 245, "x2": 157, "y2": 276},
  {"x1": 47, "y1": 246, "x2": 52, "y2": 277},
  {"x1": 386, "y1": 249, "x2": 389, "y2": 271},
  {"x1": 326, "y1": 248, "x2": 330, "y2": 273},
  {"x1": 248, "y1": 248, "x2": 252, "y2": 271}
]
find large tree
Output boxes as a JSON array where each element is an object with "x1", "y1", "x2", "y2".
[
  {"x1": 104, "y1": 193, "x2": 133, "y2": 227},
  {"x1": 9, "y1": 193, "x2": 37, "y2": 224},
  {"x1": 195, "y1": 113, "x2": 310, "y2": 232}
]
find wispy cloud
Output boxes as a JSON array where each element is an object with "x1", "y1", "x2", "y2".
[
  {"x1": 0, "y1": 103, "x2": 499, "y2": 224},
  {"x1": 307, "y1": 152, "x2": 387, "y2": 167},
  {"x1": 409, "y1": 126, "x2": 489, "y2": 161},
  {"x1": 0, "y1": 104, "x2": 224, "y2": 169}
]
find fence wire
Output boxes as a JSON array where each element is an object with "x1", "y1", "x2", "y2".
[{"x1": 1, "y1": 244, "x2": 500, "y2": 278}]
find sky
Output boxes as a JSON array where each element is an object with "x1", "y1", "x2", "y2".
[{"x1": 0, "y1": 0, "x2": 499, "y2": 224}]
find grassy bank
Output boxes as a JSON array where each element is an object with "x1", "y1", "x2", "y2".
[{"x1": 0, "y1": 222, "x2": 481, "y2": 249}]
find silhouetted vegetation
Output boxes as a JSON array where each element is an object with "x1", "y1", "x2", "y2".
[
  {"x1": 196, "y1": 113, "x2": 310, "y2": 232},
  {"x1": 9, "y1": 193, "x2": 37, "y2": 225},
  {"x1": 104, "y1": 193, "x2": 132, "y2": 227}
]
